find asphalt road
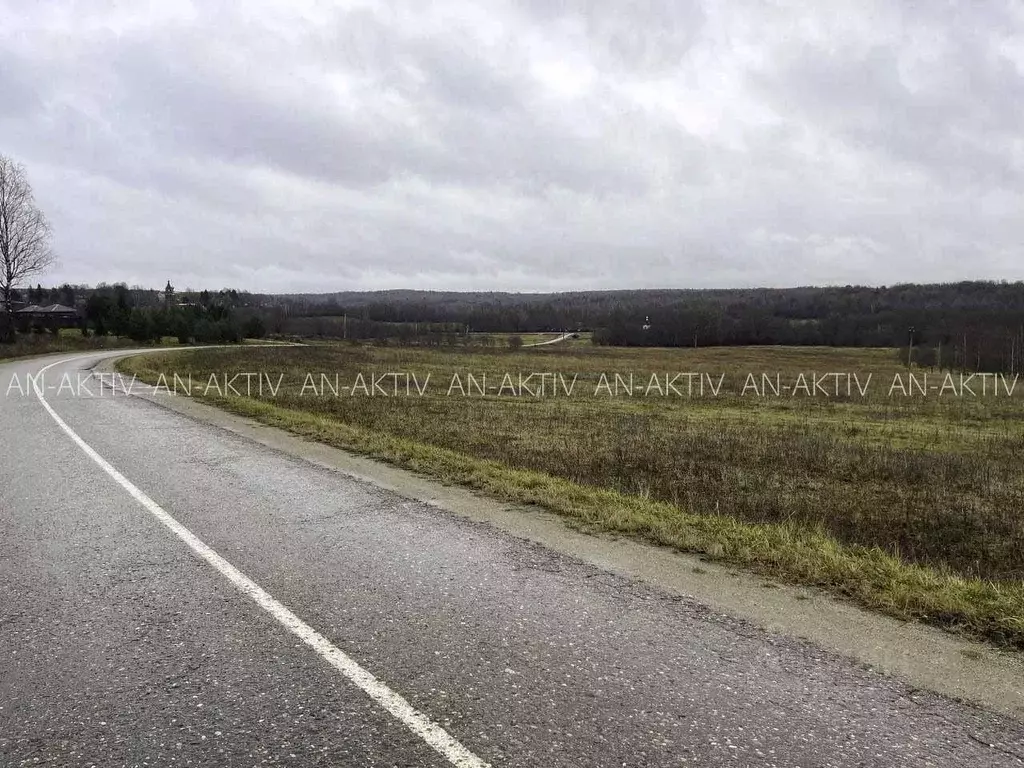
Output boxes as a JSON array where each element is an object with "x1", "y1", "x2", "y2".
[{"x1": 2, "y1": 351, "x2": 1024, "y2": 767}]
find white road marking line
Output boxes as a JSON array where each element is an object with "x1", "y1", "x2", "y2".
[{"x1": 32, "y1": 356, "x2": 490, "y2": 768}]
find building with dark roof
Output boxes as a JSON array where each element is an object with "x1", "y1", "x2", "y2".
[{"x1": 14, "y1": 303, "x2": 81, "y2": 333}]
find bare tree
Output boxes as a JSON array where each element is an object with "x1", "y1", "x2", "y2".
[{"x1": 0, "y1": 155, "x2": 55, "y2": 330}]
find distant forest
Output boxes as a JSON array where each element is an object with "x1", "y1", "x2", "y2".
[
  {"x1": 10, "y1": 281, "x2": 1024, "y2": 374},
  {"x1": 277, "y1": 282, "x2": 1024, "y2": 374}
]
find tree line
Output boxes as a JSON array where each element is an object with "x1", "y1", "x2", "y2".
[
  {"x1": 82, "y1": 284, "x2": 266, "y2": 343},
  {"x1": 271, "y1": 283, "x2": 1024, "y2": 374}
]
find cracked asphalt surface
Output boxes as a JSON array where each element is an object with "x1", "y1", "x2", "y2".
[{"x1": 2, "y1": 352, "x2": 1024, "y2": 767}]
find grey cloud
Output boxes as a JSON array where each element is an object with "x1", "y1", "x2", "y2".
[
  {"x1": 751, "y1": 30, "x2": 1024, "y2": 188},
  {"x1": 401, "y1": 34, "x2": 527, "y2": 112},
  {"x1": 0, "y1": 0, "x2": 1022, "y2": 291},
  {"x1": 517, "y1": 0, "x2": 706, "y2": 72},
  {"x1": 0, "y1": 53, "x2": 44, "y2": 118},
  {"x1": 96, "y1": 14, "x2": 653, "y2": 197}
]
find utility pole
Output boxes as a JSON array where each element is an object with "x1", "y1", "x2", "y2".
[{"x1": 907, "y1": 326, "x2": 915, "y2": 368}]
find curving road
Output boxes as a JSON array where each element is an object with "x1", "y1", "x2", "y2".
[
  {"x1": 521, "y1": 333, "x2": 576, "y2": 347},
  {"x1": 2, "y1": 350, "x2": 1024, "y2": 767}
]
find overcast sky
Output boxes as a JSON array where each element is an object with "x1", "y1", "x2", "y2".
[{"x1": 1, "y1": 1, "x2": 1022, "y2": 293}]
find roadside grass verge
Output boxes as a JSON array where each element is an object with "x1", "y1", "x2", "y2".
[
  {"x1": 0, "y1": 331, "x2": 147, "y2": 363},
  {"x1": 117, "y1": 345, "x2": 1024, "y2": 648}
]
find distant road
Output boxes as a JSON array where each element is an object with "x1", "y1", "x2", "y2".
[
  {"x1": 2, "y1": 350, "x2": 1024, "y2": 766},
  {"x1": 523, "y1": 332, "x2": 575, "y2": 347}
]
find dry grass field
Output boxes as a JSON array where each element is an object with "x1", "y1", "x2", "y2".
[{"x1": 119, "y1": 342, "x2": 1024, "y2": 646}]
